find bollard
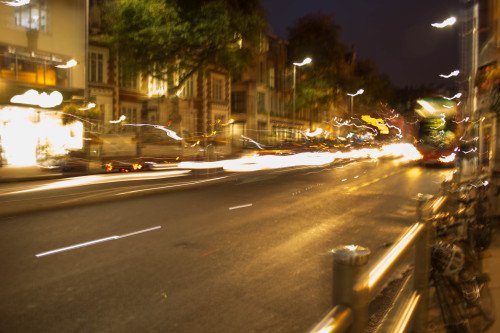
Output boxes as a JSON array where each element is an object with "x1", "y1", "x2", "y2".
[{"x1": 332, "y1": 245, "x2": 370, "y2": 333}]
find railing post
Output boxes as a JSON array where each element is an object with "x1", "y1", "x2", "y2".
[
  {"x1": 413, "y1": 194, "x2": 433, "y2": 332},
  {"x1": 332, "y1": 245, "x2": 370, "y2": 333}
]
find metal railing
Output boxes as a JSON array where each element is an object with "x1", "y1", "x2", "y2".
[{"x1": 309, "y1": 189, "x2": 451, "y2": 333}]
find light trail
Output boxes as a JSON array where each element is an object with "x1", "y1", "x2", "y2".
[
  {"x1": 35, "y1": 226, "x2": 162, "y2": 257},
  {"x1": 229, "y1": 203, "x2": 253, "y2": 210},
  {"x1": 7, "y1": 170, "x2": 191, "y2": 195}
]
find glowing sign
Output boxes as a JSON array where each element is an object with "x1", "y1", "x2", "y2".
[
  {"x1": 361, "y1": 115, "x2": 389, "y2": 134},
  {"x1": 10, "y1": 89, "x2": 63, "y2": 108}
]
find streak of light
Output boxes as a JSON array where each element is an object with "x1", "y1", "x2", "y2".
[
  {"x1": 114, "y1": 176, "x2": 229, "y2": 195},
  {"x1": 439, "y1": 70, "x2": 460, "y2": 78},
  {"x1": 124, "y1": 123, "x2": 182, "y2": 140},
  {"x1": 431, "y1": 17, "x2": 456, "y2": 29},
  {"x1": 444, "y1": 93, "x2": 462, "y2": 100},
  {"x1": 55, "y1": 59, "x2": 78, "y2": 69},
  {"x1": 2, "y1": 0, "x2": 30, "y2": 6},
  {"x1": 35, "y1": 226, "x2": 162, "y2": 257},
  {"x1": 229, "y1": 203, "x2": 253, "y2": 210},
  {"x1": 109, "y1": 115, "x2": 126, "y2": 123},
  {"x1": 241, "y1": 135, "x2": 265, "y2": 150},
  {"x1": 7, "y1": 170, "x2": 191, "y2": 195}
]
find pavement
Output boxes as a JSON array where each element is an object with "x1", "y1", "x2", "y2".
[
  {"x1": 1, "y1": 164, "x2": 499, "y2": 332},
  {"x1": 483, "y1": 222, "x2": 500, "y2": 333}
]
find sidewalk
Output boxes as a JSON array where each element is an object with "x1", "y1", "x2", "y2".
[{"x1": 483, "y1": 222, "x2": 500, "y2": 333}]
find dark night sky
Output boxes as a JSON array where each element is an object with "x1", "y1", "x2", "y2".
[{"x1": 263, "y1": 0, "x2": 462, "y2": 88}]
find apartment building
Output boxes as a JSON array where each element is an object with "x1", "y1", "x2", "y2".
[
  {"x1": 88, "y1": 0, "x2": 232, "y2": 160},
  {"x1": 0, "y1": 0, "x2": 86, "y2": 166}
]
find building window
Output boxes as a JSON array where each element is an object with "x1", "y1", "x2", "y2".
[
  {"x1": 89, "y1": 52, "x2": 104, "y2": 83},
  {"x1": 180, "y1": 76, "x2": 194, "y2": 98},
  {"x1": 212, "y1": 77, "x2": 223, "y2": 100},
  {"x1": 269, "y1": 67, "x2": 275, "y2": 88},
  {"x1": 231, "y1": 91, "x2": 246, "y2": 114},
  {"x1": 257, "y1": 92, "x2": 265, "y2": 114},
  {"x1": 0, "y1": 47, "x2": 68, "y2": 87},
  {"x1": 121, "y1": 73, "x2": 138, "y2": 89},
  {"x1": 15, "y1": 0, "x2": 47, "y2": 31}
]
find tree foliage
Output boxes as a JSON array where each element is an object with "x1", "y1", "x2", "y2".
[
  {"x1": 61, "y1": 104, "x2": 99, "y2": 126},
  {"x1": 287, "y1": 11, "x2": 396, "y2": 115},
  {"x1": 104, "y1": 0, "x2": 267, "y2": 94}
]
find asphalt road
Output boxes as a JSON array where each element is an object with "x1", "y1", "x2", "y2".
[{"x1": 0, "y1": 158, "x2": 455, "y2": 332}]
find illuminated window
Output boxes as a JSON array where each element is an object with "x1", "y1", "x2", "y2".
[
  {"x1": 89, "y1": 52, "x2": 104, "y2": 83},
  {"x1": 212, "y1": 77, "x2": 223, "y2": 100},
  {"x1": 15, "y1": 1, "x2": 47, "y2": 31},
  {"x1": 269, "y1": 67, "x2": 275, "y2": 88}
]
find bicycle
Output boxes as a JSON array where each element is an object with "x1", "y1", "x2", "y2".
[{"x1": 428, "y1": 184, "x2": 495, "y2": 333}]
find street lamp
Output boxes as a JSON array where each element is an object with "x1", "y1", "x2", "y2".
[
  {"x1": 292, "y1": 57, "x2": 312, "y2": 140},
  {"x1": 347, "y1": 89, "x2": 364, "y2": 117},
  {"x1": 431, "y1": 16, "x2": 457, "y2": 28},
  {"x1": 439, "y1": 70, "x2": 460, "y2": 78},
  {"x1": 432, "y1": 5, "x2": 480, "y2": 176}
]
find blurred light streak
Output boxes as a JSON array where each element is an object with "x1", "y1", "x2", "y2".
[
  {"x1": 229, "y1": 203, "x2": 253, "y2": 210},
  {"x1": 125, "y1": 123, "x2": 182, "y2": 140},
  {"x1": 10, "y1": 89, "x2": 63, "y2": 108},
  {"x1": 109, "y1": 115, "x2": 126, "y2": 123},
  {"x1": 439, "y1": 70, "x2": 460, "y2": 78},
  {"x1": 7, "y1": 170, "x2": 191, "y2": 194},
  {"x1": 115, "y1": 176, "x2": 229, "y2": 195},
  {"x1": 35, "y1": 226, "x2": 161, "y2": 257},
  {"x1": 2, "y1": 0, "x2": 29, "y2": 6},
  {"x1": 431, "y1": 17, "x2": 456, "y2": 28},
  {"x1": 444, "y1": 92, "x2": 462, "y2": 100},
  {"x1": 55, "y1": 59, "x2": 78, "y2": 68},
  {"x1": 438, "y1": 153, "x2": 456, "y2": 163},
  {"x1": 347, "y1": 89, "x2": 364, "y2": 97},
  {"x1": 241, "y1": 135, "x2": 264, "y2": 149}
]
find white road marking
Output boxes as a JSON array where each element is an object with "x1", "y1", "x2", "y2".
[
  {"x1": 229, "y1": 203, "x2": 253, "y2": 210},
  {"x1": 35, "y1": 226, "x2": 162, "y2": 257}
]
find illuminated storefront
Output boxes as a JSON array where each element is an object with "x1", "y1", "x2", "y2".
[{"x1": 0, "y1": 87, "x2": 84, "y2": 166}]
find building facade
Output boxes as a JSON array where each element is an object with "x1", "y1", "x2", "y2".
[{"x1": 0, "y1": 0, "x2": 87, "y2": 166}]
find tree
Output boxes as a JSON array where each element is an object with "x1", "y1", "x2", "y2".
[
  {"x1": 287, "y1": 12, "x2": 397, "y2": 119},
  {"x1": 287, "y1": 12, "x2": 350, "y2": 116},
  {"x1": 104, "y1": 0, "x2": 267, "y2": 92}
]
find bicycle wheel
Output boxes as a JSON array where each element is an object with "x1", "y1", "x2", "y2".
[
  {"x1": 462, "y1": 273, "x2": 495, "y2": 331},
  {"x1": 432, "y1": 271, "x2": 472, "y2": 332}
]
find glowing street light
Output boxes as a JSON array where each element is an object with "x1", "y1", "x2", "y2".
[
  {"x1": 292, "y1": 57, "x2": 312, "y2": 138},
  {"x1": 439, "y1": 70, "x2": 460, "y2": 78},
  {"x1": 431, "y1": 16, "x2": 456, "y2": 28},
  {"x1": 347, "y1": 89, "x2": 364, "y2": 116},
  {"x1": 444, "y1": 93, "x2": 462, "y2": 100}
]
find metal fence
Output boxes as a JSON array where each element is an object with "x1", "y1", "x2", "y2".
[{"x1": 308, "y1": 184, "x2": 453, "y2": 333}]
